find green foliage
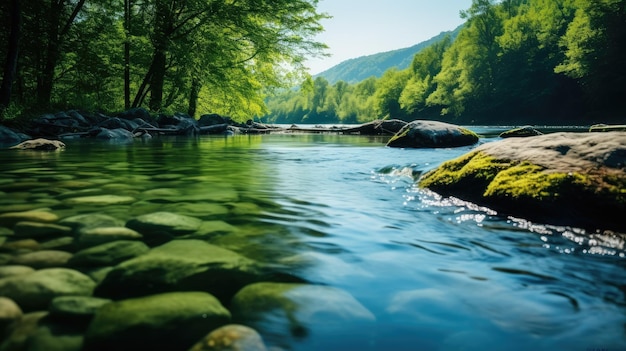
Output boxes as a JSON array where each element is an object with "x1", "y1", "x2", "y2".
[
  {"x1": 264, "y1": 0, "x2": 624, "y2": 125},
  {"x1": 0, "y1": 0, "x2": 328, "y2": 120}
]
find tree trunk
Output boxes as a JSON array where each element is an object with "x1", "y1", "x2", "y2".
[
  {"x1": 36, "y1": 0, "x2": 86, "y2": 106},
  {"x1": 187, "y1": 78, "x2": 200, "y2": 117},
  {"x1": 37, "y1": 1, "x2": 61, "y2": 106},
  {"x1": 0, "y1": 0, "x2": 21, "y2": 110},
  {"x1": 124, "y1": 0, "x2": 131, "y2": 110},
  {"x1": 148, "y1": 1, "x2": 170, "y2": 112},
  {"x1": 148, "y1": 49, "x2": 166, "y2": 111}
]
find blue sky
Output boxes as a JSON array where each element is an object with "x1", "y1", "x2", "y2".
[{"x1": 305, "y1": 0, "x2": 474, "y2": 74}]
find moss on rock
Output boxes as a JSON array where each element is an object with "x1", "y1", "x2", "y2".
[{"x1": 418, "y1": 133, "x2": 626, "y2": 231}]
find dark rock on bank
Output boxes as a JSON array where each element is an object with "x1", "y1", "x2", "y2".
[
  {"x1": 499, "y1": 125, "x2": 543, "y2": 138},
  {"x1": 419, "y1": 132, "x2": 626, "y2": 231},
  {"x1": 341, "y1": 119, "x2": 408, "y2": 135},
  {"x1": 386, "y1": 120, "x2": 479, "y2": 148},
  {"x1": 0, "y1": 125, "x2": 29, "y2": 146}
]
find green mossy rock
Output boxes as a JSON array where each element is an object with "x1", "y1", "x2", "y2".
[
  {"x1": 13, "y1": 221, "x2": 72, "y2": 239},
  {"x1": 419, "y1": 132, "x2": 626, "y2": 230},
  {"x1": 0, "y1": 268, "x2": 95, "y2": 312},
  {"x1": 9, "y1": 250, "x2": 73, "y2": 269},
  {"x1": 94, "y1": 239, "x2": 264, "y2": 302},
  {"x1": 21, "y1": 322, "x2": 84, "y2": 351},
  {"x1": 68, "y1": 240, "x2": 149, "y2": 267},
  {"x1": 75, "y1": 227, "x2": 143, "y2": 249},
  {"x1": 59, "y1": 214, "x2": 124, "y2": 231},
  {"x1": 126, "y1": 212, "x2": 202, "y2": 236},
  {"x1": 83, "y1": 292, "x2": 230, "y2": 351},
  {"x1": 0, "y1": 210, "x2": 59, "y2": 227},
  {"x1": 48, "y1": 296, "x2": 112, "y2": 322}
]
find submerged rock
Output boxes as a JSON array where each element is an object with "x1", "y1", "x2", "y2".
[
  {"x1": 189, "y1": 324, "x2": 267, "y2": 351},
  {"x1": 126, "y1": 211, "x2": 203, "y2": 236},
  {"x1": 68, "y1": 240, "x2": 149, "y2": 267},
  {"x1": 13, "y1": 221, "x2": 72, "y2": 238},
  {"x1": 75, "y1": 226, "x2": 143, "y2": 248},
  {"x1": 419, "y1": 132, "x2": 626, "y2": 230},
  {"x1": 0, "y1": 268, "x2": 95, "y2": 311},
  {"x1": 231, "y1": 282, "x2": 375, "y2": 349},
  {"x1": 94, "y1": 239, "x2": 265, "y2": 301},
  {"x1": 59, "y1": 214, "x2": 125, "y2": 231},
  {"x1": 83, "y1": 291, "x2": 230, "y2": 351},
  {"x1": 48, "y1": 296, "x2": 111, "y2": 322},
  {"x1": 386, "y1": 120, "x2": 479, "y2": 148},
  {"x1": 0, "y1": 311, "x2": 48, "y2": 351},
  {"x1": 0, "y1": 210, "x2": 59, "y2": 227},
  {"x1": 9, "y1": 250, "x2": 73, "y2": 269},
  {"x1": 0, "y1": 296, "x2": 23, "y2": 332},
  {"x1": 0, "y1": 265, "x2": 36, "y2": 279},
  {"x1": 64, "y1": 195, "x2": 136, "y2": 206}
]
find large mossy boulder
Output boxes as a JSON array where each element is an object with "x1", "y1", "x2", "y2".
[
  {"x1": 231, "y1": 282, "x2": 375, "y2": 349},
  {"x1": 83, "y1": 291, "x2": 230, "y2": 351},
  {"x1": 94, "y1": 239, "x2": 265, "y2": 302},
  {"x1": 418, "y1": 132, "x2": 626, "y2": 230},
  {"x1": 386, "y1": 120, "x2": 479, "y2": 148}
]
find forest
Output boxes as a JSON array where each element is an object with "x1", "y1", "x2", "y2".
[
  {"x1": 0, "y1": 0, "x2": 624, "y2": 126},
  {"x1": 265, "y1": 0, "x2": 626, "y2": 125},
  {"x1": 0, "y1": 0, "x2": 327, "y2": 121}
]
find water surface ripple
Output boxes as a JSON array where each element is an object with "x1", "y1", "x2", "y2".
[{"x1": 1, "y1": 133, "x2": 625, "y2": 351}]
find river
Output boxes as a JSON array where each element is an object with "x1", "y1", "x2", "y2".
[{"x1": 1, "y1": 130, "x2": 625, "y2": 351}]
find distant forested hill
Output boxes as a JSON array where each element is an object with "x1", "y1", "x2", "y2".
[{"x1": 314, "y1": 25, "x2": 464, "y2": 84}]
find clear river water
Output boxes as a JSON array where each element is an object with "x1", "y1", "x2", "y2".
[{"x1": 1, "y1": 129, "x2": 625, "y2": 351}]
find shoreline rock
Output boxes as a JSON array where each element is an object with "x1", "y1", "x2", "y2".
[
  {"x1": 418, "y1": 132, "x2": 626, "y2": 231},
  {"x1": 386, "y1": 120, "x2": 479, "y2": 148}
]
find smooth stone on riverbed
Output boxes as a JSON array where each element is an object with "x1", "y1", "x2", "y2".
[
  {"x1": 0, "y1": 265, "x2": 35, "y2": 279},
  {"x1": 0, "y1": 268, "x2": 95, "y2": 311},
  {"x1": 49, "y1": 296, "x2": 112, "y2": 322},
  {"x1": 189, "y1": 324, "x2": 267, "y2": 351},
  {"x1": 13, "y1": 221, "x2": 72, "y2": 238},
  {"x1": 0, "y1": 297, "x2": 23, "y2": 331},
  {"x1": 68, "y1": 240, "x2": 149, "y2": 267},
  {"x1": 59, "y1": 213, "x2": 125, "y2": 231},
  {"x1": 9, "y1": 250, "x2": 73, "y2": 269},
  {"x1": 83, "y1": 292, "x2": 231, "y2": 351},
  {"x1": 231, "y1": 282, "x2": 375, "y2": 349},
  {"x1": 75, "y1": 226, "x2": 143, "y2": 248},
  {"x1": 18, "y1": 321, "x2": 84, "y2": 351},
  {"x1": 0, "y1": 210, "x2": 59, "y2": 227},
  {"x1": 0, "y1": 311, "x2": 48, "y2": 351},
  {"x1": 126, "y1": 211, "x2": 203, "y2": 235},
  {"x1": 64, "y1": 195, "x2": 136, "y2": 206},
  {"x1": 94, "y1": 239, "x2": 263, "y2": 302}
]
